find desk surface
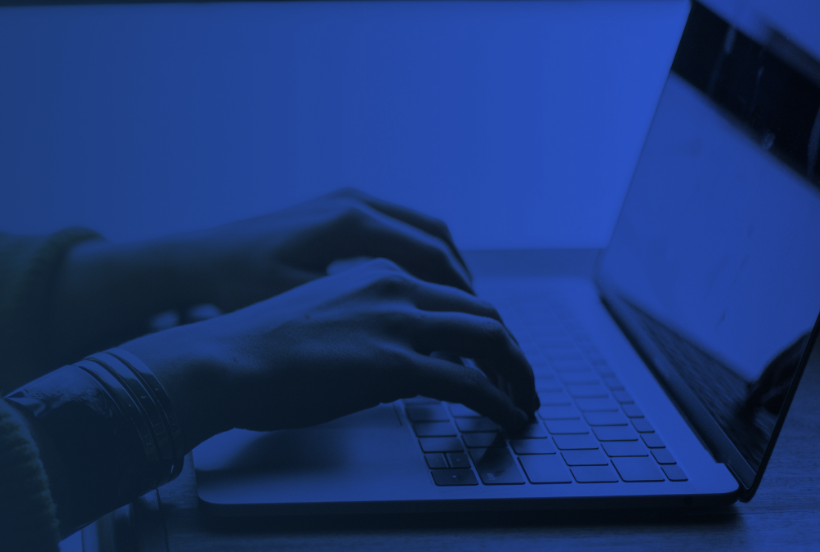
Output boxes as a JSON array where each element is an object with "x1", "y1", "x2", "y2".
[{"x1": 82, "y1": 250, "x2": 820, "y2": 552}]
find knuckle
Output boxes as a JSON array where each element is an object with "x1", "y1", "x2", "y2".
[
  {"x1": 337, "y1": 204, "x2": 369, "y2": 229},
  {"x1": 333, "y1": 186, "x2": 363, "y2": 199},
  {"x1": 369, "y1": 258, "x2": 401, "y2": 272},
  {"x1": 370, "y1": 271, "x2": 411, "y2": 295},
  {"x1": 481, "y1": 319, "x2": 507, "y2": 343},
  {"x1": 430, "y1": 217, "x2": 450, "y2": 236},
  {"x1": 427, "y1": 243, "x2": 451, "y2": 266},
  {"x1": 476, "y1": 298, "x2": 500, "y2": 318}
]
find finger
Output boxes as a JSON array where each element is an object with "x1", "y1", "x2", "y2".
[
  {"x1": 333, "y1": 188, "x2": 473, "y2": 283},
  {"x1": 409, "y1": 311, "x2": 538, "y2": 414},
  {"x1": 410, "y1": 280, "x2": 502, "y2": 319},
  {"x1": 407, "y1": 278, "x2": 522, "y2": 350},
  {"x1": 409, "y1": 353, "x2": 529, "y2": 431},
  {"x1": 430, "y1": 352, "x2": 500, "y2": 388},
  {"x1": 321, "y1": 204, "x2": 474, "y2": 294}
]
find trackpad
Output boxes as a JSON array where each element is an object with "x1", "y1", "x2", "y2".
[{"x1": 193, "y1": 404, "x2": 406, "y2": 474}]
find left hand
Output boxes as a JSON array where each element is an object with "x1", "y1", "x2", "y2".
[
  {"x1": 48, "y1": 188, "x2": 473, "y2": 363},
  {"x1": 165, "y1": 187, "x2": 473, "y2": 313}
]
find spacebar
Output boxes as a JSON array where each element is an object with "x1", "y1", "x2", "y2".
[{"x1": 469, "y1": 448, "x2": 524, "y2": 485}]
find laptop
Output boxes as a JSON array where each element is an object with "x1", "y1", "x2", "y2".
[{"x1": 192, "y1": 1, "x2": 820, "y2": 514}]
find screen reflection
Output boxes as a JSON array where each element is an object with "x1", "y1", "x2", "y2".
[{"x1": 598, "y1": 62, "x2": 820, "y2": 472}]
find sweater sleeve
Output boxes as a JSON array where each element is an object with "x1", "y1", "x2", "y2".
[
  {"x1": 0, "y1": 228, "x2": 102, "y2": 394},
  {"x1": 0, "y1": 228, "x2": 103, "y2": 551},
  {"x1": 0, "y1": 399, "x2": 60, "y2": 552}
]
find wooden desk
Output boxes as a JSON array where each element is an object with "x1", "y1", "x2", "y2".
[{"x1": 82, "y1": 250, "x2": 820, "y2": 551}]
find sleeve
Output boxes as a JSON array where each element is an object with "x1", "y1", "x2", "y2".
[
  {"x1": 0, "y1": 228, "x2": 103, "y2": 551},
  {"x1": 0, "y1": 399, "x2": 60, "y2": 552},
  {"x1": 0, "y1": 228, "x2": 102, "y2": 394}
]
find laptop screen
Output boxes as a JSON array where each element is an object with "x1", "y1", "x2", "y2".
[{"x1": 595, "y1": 2, "x2": 820, "y2": 499}]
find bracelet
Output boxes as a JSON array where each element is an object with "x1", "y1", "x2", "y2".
[
  {"x1": 74, "y1": 358, "x2": 168, "y2": 487},
  {"x1": 3, "y1": 349, "x2": 186, "y2": 534},
  {"x1": 4, "y1": 365, "x2": 159, "y2": 535},
  {"x1": 88, "y1": 349, "x2": 185, "y2": 484}
]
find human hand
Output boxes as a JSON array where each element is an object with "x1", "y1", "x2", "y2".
[
  {"x1": 49, "y1": 188, "x2": 472, "y2": 365},
  {"x1": 123, "y1": 259, "x2": 538, "y2": 452},
  {"x1": 166, "y1": 187, "x2": 473, "y2": 313}
]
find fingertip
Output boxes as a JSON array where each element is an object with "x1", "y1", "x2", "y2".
[{"x1": 511, "y1": 408, "x2": 529, "y2": 432}]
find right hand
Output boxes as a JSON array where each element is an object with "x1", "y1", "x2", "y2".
[{"x1": 123, "y1": 259, "x2": 539, "y2": 452}]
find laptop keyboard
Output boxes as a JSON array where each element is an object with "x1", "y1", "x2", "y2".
[{"x1": 403, "y1": 293, "x2": 689, "y2": 486}]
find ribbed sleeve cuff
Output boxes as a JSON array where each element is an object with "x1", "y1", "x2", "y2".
[{"x1": 0, "y1": 399, "x2": 60, "y2": 552}]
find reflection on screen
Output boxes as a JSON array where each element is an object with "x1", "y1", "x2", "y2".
[{"x1": 597, "y1": 46, "x2": 820, "y2": 473}]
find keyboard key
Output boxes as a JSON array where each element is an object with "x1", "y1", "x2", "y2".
[
  {"x1": 545, "y1": 351, "x2": 585, "y2": 362},
  {"x1": 456, "y1": 417, "x2": 500, "y2": 433},
  {"x1": 561, "y1": 450, "x2": 609, "y2": 466},
  {"x1": 510, "y1": 439, "x2": 557, "y2": 455},
  {"x1": 446, "y1": 452, "x2": 472, "y2": 469},
  {"x1": 425, "y1": 453, "x2": 448, "y2": 469},
  {"x1": 584, "y1": 411, "x2": 628, "y2": 426},
  {"x1": 631, "y1": 418, "x2": 654, "y2": 433},
  {"x1": 448, "y1": 403, "x2": 480, "y2": 418},
  {"x1": 612, "y1": 457, "x2": 665, "y2": 482},
  {"x1": 404, "y1": 396, "x2": 441, "y2": 405},
  {"x1": 432, "y1": 469, "x2": 478, "y2": 486},
  {"x1": 552, "y1": 361, "x2": 592, "y2": 372},
  {"x1": 545, "y1": 420, "x2": 590, "y2": 435},
  {"x1": 535, "y1": 380, "x2": 563, "y2": 392},
  {"x1": 612, "y1": 390, "x2": 634, "y2": 404},
  {"x1": 575, "y1": 398, "x2": 619, "y2": 412},
  {"x1": 662, "y1": 465, "x2": 688, "y2": 481},
  {"x1": 406, "y1": 404, "x2": 450, "y2": 422},
  {"x1": 518, "y1": 311, "x2": 555, "y2": 324},
  {"x1": 463, "y1": 432, "x2": 506, "y2": 448},
  {"x1": 470, "y1": 448, "x2": 525, "y2": 485},
  {"x1": 553, "y1": 434, "x2": 599, "y2": 450},
  {"x1": 571, "y1": 466, "x2": 619, "y2": 483},
  {"x1": 539, "y1": 391, "x2": 572, "y2": 406},
  {"x1": 528, "y1": 357, "x2": 552, "y2": 371},
  {"x1": 577, "y1": 342, "x2": 598, "y2": 353},
  {"x1": 567, "y1": 384, "x2": 609, "y2": 399},
  {"x1": 529, "y1": 325, "x2": 567, "y2": 338},
  {"x1": 538, "y1": 405, "x2": 580, "y2": 420},
  {"x1": 419, "y1": 437, "x2": 463, "y2": 453},
  {"x1": 651, "y1": 449, "x2": 677, "y2": 465},
  {"x1": 593, "y1": 426, "x2": 639, "y2": 441},
  {"x1": 641, "y1": 434, "x2": 666, "y2": 448},
  {"x1": 601, "y1": 441, "x2": 649, "y2": 457},
  {"x1": 622, "y1": 404, "x2": 644, "y2": 418},
  {"x1": 519, "y1": 455, "x2": 572, "y2": 484},
  {"x1": 559, "y1": 373, "x2": 600, "y2": 385},
  {"x1": 593, "y1": 365, "x2": 617, "y2": 378},
  {"x1": 602, "y1": 376, "x2": 624, "y2": 391},
  {"x1": 510, "y1": 422, "x2": 548, "y2": 439},
  {"x1": 413, "y1": 422, "x2": 457, "y2": 437},
  {"x1": 534, "y1": 337, "x2": 576, "y2": 350}
]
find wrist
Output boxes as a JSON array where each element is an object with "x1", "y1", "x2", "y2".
[{"x1": 120, "y1": 325, "x2": 234, "y2": 452}]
